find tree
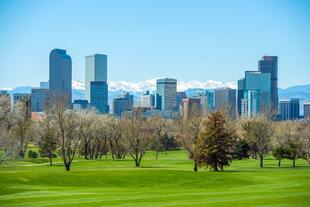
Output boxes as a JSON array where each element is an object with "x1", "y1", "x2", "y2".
[
  {"x1": 174, "y1": 107, "x2": 204, "y2": 172},
  {"x1": 149, "y1": 116, "x2": 171, "y2": 160},
  {"x1": 51, "y1": 96, "x2": 82, "y2": 171},
  {"x1": 272, "y1": 146, "x2": 288, "y2": 167},
  {"x1": 11, "y1": 101, "x2": 32, "y2": 158},
  {"x1": 299, "y1": 120, "x2": 310, "y2": 166},
  {"x1": 242, "y1": 115, "x2": 274, "y2": 168},
  {"x1": 108, "y1": 117, "x2": 127, "y2": 159},
  {"x1": 195, "y1": 111, "x2": 235, "y2": 171},
  {"x1": 233, "y1": 138, "x2": 250, "y2": 160},
  {"x1": 122, "y1": 113, "x2": 151, "y2": 167}
]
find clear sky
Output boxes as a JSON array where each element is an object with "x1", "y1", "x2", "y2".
[{"x1": 0, "y1": 0, "x2": 309, "y2": 89}]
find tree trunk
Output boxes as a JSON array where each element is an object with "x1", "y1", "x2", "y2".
[
  {"x1": 292, "y1": 159, "x2": 296, "y2": 167},
  {"x1": 194, "y1": 160, "x2": 198, "y2": 172},
  {"x1": 259, "y1": 155, "x2": 264, "y2": 168},
  {"x1": 278, "y1": 159, "x2": 281, "y2": 167},
  {"x1": 214, "y1": 164, "x2": 218, "y2": 171},
  {"x1": 65, "y1": 163, "x2": 70, "y2": 171},
  {"x1": 220, "y1": 165, "x2": 224, "y2": 171},
  {"x1": 49, "y1": 157, "x2": 52, "y2": 166},
  {"x1": 84, "y1": 142, "x2": 88, "y2": 159},
  {"x1": 155, "y1": 151, "x2": 159, "y2": 160}
]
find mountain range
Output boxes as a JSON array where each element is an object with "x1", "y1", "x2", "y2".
[{"x1": 2, "y1": 80, "x2": 310, "y2": 110}]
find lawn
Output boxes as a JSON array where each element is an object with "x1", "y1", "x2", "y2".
[{"x1": 0, "y1": 151, "x2": 309, "y2": 207}]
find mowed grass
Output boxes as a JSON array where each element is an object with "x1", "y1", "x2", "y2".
[{"x1": 0, "y1": 151, "x2": 310, "y2": 207}]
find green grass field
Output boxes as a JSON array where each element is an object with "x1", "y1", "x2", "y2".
[{"x1": 0, "y1": 151, "x2": 309, "y2": 207}]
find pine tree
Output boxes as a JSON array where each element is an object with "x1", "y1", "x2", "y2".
[
  {"x1": 195, "y1": 111, "x2": 235, "y2": 171},
  {"x1": 38, "y1": 124, "x2": 57, "y2": 166}
]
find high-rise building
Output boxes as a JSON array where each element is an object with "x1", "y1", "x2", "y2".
[
  {"x1": 258, "y1": 56, "x2": 278, "y2": 113},
  {"x1": 113, "y1": 93, "x2": 134, "y2": 116},
  {"x1": 49, "y1": 49, "x2": 72, "y2": 108},
  {"x1": 40, "y1": 82, "x2": 49, "y2": 89},
  {"x1": 279, "y1": 98, "x2": 300, "y2": 121},
  {"x1": 214, "y1": 88, "x2": 236, "y2": 119},
  {"x1": 140, "y1": 91, "x2": 155, "y2": 108},
  {"x1": 176, "y1": 92, "x2": 187, "y2": 111},
  {"x1": 85, "y1": 54, "x2": 107, "y2": 102},
  {"x1": 239, "y1": 71, "x2": 271, "y2": 118},
  {"x1": 304, "y1": 103, "x2": 310, "y2": 119},
  {"x1": 182, "y1": 98, "x2": 201, "y2": 119},
  {"x1": 90, "y1": 81, "x2": 109, "y2": 113},
  {"x1": 156, "y1": 78, "x2": 177, "y2": 111},
  {"x1": 31, "y1": 88, "x2": 48, "y2": 112},
  {"x1": 73, "y1": 100, "x2": 89, "y2": 110}
]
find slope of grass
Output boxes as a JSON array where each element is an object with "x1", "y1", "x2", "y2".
[{"x1": 0, "y1": 151, "x2": 309, "y2": 207}]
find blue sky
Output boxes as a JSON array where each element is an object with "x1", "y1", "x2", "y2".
[{"x1": 0, "y1": 0, "x2": 309, "y2": 88}]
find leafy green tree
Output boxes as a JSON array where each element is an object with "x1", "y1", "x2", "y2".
[
  {"x1": 272, "y1": 146, "x2": 288, "y2": 167},
  {"x1": 195, "y1": 111, "x2": 235, "y2": 171},
  {"x1": 233, "y1": 139, "x2": 250, "y2": 160},
  {"x1": 39, "y1": 129, "x2": 57, "y2": 165}
]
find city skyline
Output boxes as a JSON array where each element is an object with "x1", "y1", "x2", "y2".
[{"x1": 1, "y1": 0, "x2": 310, "y2": 88}]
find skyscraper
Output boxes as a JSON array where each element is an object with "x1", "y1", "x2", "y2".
[
  {"x1": 85, "y1": 54, "x2": 107, "y2": 102},
  {"x1": 258, "y1": 56, "x2": 278, "y2": 113},
  {"x1": 90, "y1": 81, "x2": 109, "y2": 114},
  {"x1": 113, "y1": 93, "x2": 134, "y2": 116},
  {"x1": 31, "y1": 88, "x2": 48, "y2": 112},
  {"x1": 140, "y1": 91, "x2": 155, "y2": 108},
  {"x1": 156, "y1": 78, "x2": 177, "y2": 111},
  {"x1": 279, "y1": 99, "x2": 300, "y2": 120},
  {"x1": 182, "y1": 98, "x2": 201, "y2": 119},
  {"x1": 239, "y1": 71, "x2": 271, "y2": 118},
  {"x1": 176, "y1": 92, "x2": 187, "y2": 111},
  {"x1": 304, "y1": 103, "x2": 310, "y2": 119},
  {"x1": 49, "y1": 49, "x2": 72, "y2": 108},
  {"x1": 214, "y1": 88, "x2": 236, "y2": 119}
]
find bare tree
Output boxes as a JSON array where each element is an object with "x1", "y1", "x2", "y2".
[
  {"x1": 122, "y1": 113, "x2": 151, "y2": 167},
  {"x1": 108, "y1": 117, "x2": 127, "y2": 159},
  {"x1": 174, "y1": 107, "x2": 205, "y2": 172},
  {"x1": 50, "y1": 96, "x2": 82, "y2": 171},
  {"x1": 242, "y1": 114, "x2": 274, "y2": 168},
  {"x1": 300, "y1": 119, "x2": 310, "y2": 166},
  {"x1": 11, "y1": 101, "x2": 32, "y2": 158}
]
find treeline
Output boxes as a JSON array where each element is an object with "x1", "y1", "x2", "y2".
[{"x1": 0, "y1": 95, "x2": 309, "y2": 171}]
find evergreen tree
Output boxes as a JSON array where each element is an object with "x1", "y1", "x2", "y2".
[
  {"x1": 38, "y1": 127, "x2": 57, "y2": 166},
  {"x1": 195, "y1": 111, "x2": 235, "y2": 171}
]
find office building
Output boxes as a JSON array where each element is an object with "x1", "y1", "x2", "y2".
[
  {"x1": 176, "y1": 92, "x2": 187, "y2": 111},
  {"x1": 279, "y1": 98, "x2": 300, "y2": 121},
  {"x1": 156, "y1": 78, "x2": 177, "y2": 111},
  {"x1": 239, "y1": 71, "x2": 271, "y2": 118},
  {"x1": 113, "y1": 93, "x2": 134, "y2": 116},
  {"x1": 214, "y1": 88, "x2": 236, "y2": 119},
  {"x1": 49, "y1": 49, "x2": 72, "y2": 108},
  {"x1": 258, "y1": 56, "x2": 278, "y2": 112},
  {"x1": 31, "y1": 88, "x2": 48, "y2": 112},
  {"x1": 85, "y1": 54, "x2": 107, "y2": 102},
  {"x1": 140, "y1": 91, "x2": 155, "y2": 108},
  {"x1": 182, "y1": 98, "x2": 201, "y2": 119},
  {"x1": 90, "y1": 81, "x2": 109, "y2": 113},
  {"x1": 304, "y1": 103, "x2": 310, "y2": 119},
  {"x1": 73, "y1": 100, "x2": 89, "y2": 110},
  {"x1": 40, "y1": 82, "x2": 49, "y2": 89}
]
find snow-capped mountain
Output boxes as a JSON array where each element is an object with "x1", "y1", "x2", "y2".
[{"x1": 72, "y1": 79, "x2": 237, "y2": 92}]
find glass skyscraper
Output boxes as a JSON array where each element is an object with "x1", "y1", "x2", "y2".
[
  {"x1": 113, "y1": 93, "x2": 134, "y2": 116},
  {"x1": 258, "y1": 56, "x2": 278, "y2": 113},
  {"x1": 90, "y1": 81, "x2": 109, "y2": 114},
  {"x1": 156, "y1": 78, "x2": 177, "y2": 111},
  {"x1": 238, "y1": 71, "x2": 271, "y2": 118},
  {"x1": 214, "y1": 88, "x2": 236, "y2": 119},
  {"x1": 49, "y1": 49, "x2": 72, "y2": 108},
  {"x1": 279, "y1": 99, "x2": 300, "y2": 121},
  {"x1": 85, "y1": 54, "x2": 107, "y2": 102}
]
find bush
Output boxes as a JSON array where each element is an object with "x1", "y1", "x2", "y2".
[{"x1": 27, "y1": 150, "x2": 38, "y2": 159}]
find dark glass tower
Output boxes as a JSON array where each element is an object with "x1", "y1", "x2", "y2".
[
  {"x1": 90, "y1": 81, "x2": 109, "y2": 114},
  {"x1": 258, "y1": 56, "x2": 278, "y2": 113},
  {"x1": 49, "y1": 49, "x2": 72, "y2": 108}
]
